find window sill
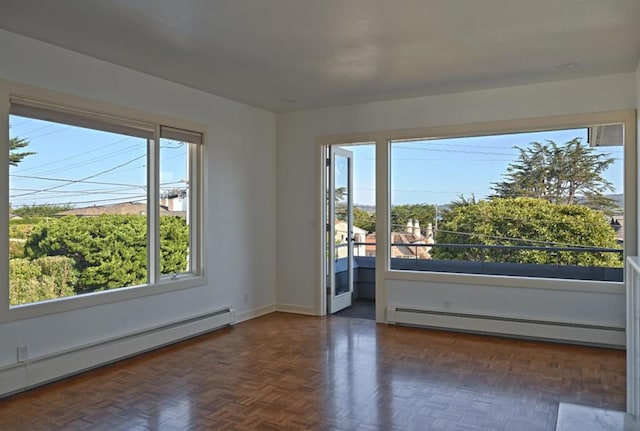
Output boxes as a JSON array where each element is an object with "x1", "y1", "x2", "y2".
[
  {"x1": 2, "y1": 275, "x2": 207, "y2": 323},
  {"x1": 384, "y1": 269, "x2": 624, "y2": 294}
]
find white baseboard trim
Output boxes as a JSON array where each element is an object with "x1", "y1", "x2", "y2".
[
  {"x1": 387, "y1": 306, "x2": 625, "y2": 348},
  {"x1": 275, "y1": 303, "x2": 317, "y2": 316},
  {"x1": 235, "y1": 304, "x2": 276, "y2": 324},
  {"x1": 0, "y1": 307, "x2": 234, "y2": 398}
]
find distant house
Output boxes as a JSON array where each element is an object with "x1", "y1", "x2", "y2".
[
  {"x1": 161, "y1": 189, "x2": 187, "y2": 212},
  {"x1": 57, "y1": 202, "x2": 184, "y2": 218},
  {"x1": 610, "y1": 215, "x2": 624, "y2": 244},
  {"x1": 366, "y1": 219, "x2": 435, "y2": 259},
  {"x1": 334, "y1": 220, "x2": 368, "y2": 257}
]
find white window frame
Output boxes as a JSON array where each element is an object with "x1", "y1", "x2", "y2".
[
  {"x1": 0, "y1": 81, "x2": 206, "y2": 323},
  {"x1": 316, "y1": 110, "x2": 636, "y2": 318}
]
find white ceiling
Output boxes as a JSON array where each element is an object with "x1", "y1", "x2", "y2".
[{"x1": 0, "y1": 0, "x2": 639, "y2": 112}]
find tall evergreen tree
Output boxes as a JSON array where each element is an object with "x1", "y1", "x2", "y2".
[
  {"x1": 491, "y1": 139, "x2": 617, "y2": 212},
  {"x1": 9, "y1": 137, "x2": 35, "y2": 166}
]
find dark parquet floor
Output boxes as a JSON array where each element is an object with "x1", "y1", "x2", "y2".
[{"x1": 0, "y1": 312, "x2": 626, "y2": 431}]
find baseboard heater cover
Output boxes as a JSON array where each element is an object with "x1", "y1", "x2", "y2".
[
  {"x1": 387, "y1": 306, "x2": 625, "y2": 347},
  {"x1": 0, "y1": 307, "x2": 234, "y2": 398}
]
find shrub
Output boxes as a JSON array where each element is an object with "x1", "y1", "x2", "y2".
[
  {"x1": 24, "y1": 215, "x2": 188, "y2": 293},
  {"x1": 434, "y1": 197, "x2": 622, "y2": 267},
  {"x1": 9, "y1": 256, "x2": 77, "y2": 305}
]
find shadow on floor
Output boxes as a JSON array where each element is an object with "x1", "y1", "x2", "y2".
[{"x1": 333, "y1": 298, "x2": 375, "y2": 320}]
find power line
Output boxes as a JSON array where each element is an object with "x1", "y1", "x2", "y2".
[
  {"x1": 11, "y1": 187, "x2": 143, "y2": 195},
  {"x1": 11, "y1": 154, "x2": 147, "y2": 198},
  {"x1": 11, "y1": 173, "x2": 186, "y2": 189},
  {"x1": 27, "y1": 126, "x2": 73, "y2": 140},
  {"x1": 16, "y1": 137, "x2": 132, "y2": 174},
  {"x1": 47, "y1": 195, "x2": 148, "y2": 206},
  {"x1": 33, "y1": 145, "x2": 145, "y2": 177},
  {"x1": 12, "y1": 122, "x2": 58, "y2": 136},
  {"x1": 9, "y1": 117, "x2": 35, "y2": 128},
  {"x1": 10, "y1": 174, "x2": 145, "y2": 188},
  {"x1": 393, "y1": 146, "x2": 528, "y2": 156}
]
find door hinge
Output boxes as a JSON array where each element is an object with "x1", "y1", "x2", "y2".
[
  {"x1": 326, "y1": 223, "x2": 331, "y2": 232},
  {"x1": 326, "y1": 158, "x2": 331, "y2": 167}
]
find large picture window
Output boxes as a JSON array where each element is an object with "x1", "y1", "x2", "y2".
[
  {"x1": 389, "y1": 122, "x2": 628, "y2": 282},
  {"x1": 7, "y1": 99, "x2": 202, "y2": 307}
]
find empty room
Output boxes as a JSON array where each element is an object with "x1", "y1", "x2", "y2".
[{"x1": 1, "y1": 1, "x2": 640, "y2": 430}]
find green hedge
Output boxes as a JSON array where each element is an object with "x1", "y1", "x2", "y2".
[
  {"x1": 10, "y1": 256, "x2": 77, "y2": 305},
  {"x1": 23, "y1": 215, "x2": 188, "y2": 294}
]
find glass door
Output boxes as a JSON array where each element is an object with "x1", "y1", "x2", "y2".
[{"x1": 327, "y1": 146, "x2": 354, "y2": 314}]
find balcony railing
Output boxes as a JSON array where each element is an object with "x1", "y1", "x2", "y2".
[{"x1": 334, "y1": 242, "x2": 623, "y2": 282}]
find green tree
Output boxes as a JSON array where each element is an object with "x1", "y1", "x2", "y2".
[
  {"x1": 492, "y1": 139, "x2": 617, "y2": 213},
  {"x1": 432, "y1": 197, "x2": 621, "y2": 267},
  {"x1": 13, "y1": 203, "x2": 73, "y2": 217},
  {"x1": 348, "y1": 204, "x2": 438, "y2": 234},
  {"x1": 24, "y1": 215, "x2": 189, "y2": 293},
  {"x1": 353, "y1": 207, "x2": 376, "y2": 232},
  {"x1": 391, "y1": 204, "x2": 436, "y2": 232},
  {"x1": 10, "y1": 137, "x2": 36, "y2": 166}
]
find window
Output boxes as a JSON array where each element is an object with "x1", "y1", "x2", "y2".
[
  {"x1": 7, "y1": 98, "x2": 203, "y2": 307},
  {"x1": 389, "y1": 120, "x2": 631, "y2": 282}
]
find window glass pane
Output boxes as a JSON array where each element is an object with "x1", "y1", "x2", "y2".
[
  {"x1": 9, "y1": 114, "x2": 148, "y2": 306},
  {"x1": 390, "y1": 126, "x2": 624, "y2": 282},
  {"x1": 159, "y1": 136, "x2": 193, "y2": 276}
]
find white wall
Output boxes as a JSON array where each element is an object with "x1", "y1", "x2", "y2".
[
  {"x1": 276, "y1": 72, "x2": 637, "y2": 329},
  {"x1": 0, "y1": 30, "x2": 276, "y2": 368}
]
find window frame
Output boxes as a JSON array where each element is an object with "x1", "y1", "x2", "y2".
[
  {"x1": 0, "y1": 81, "x2": 206, "y2": 323},
  {"x1": 316, "y1": 110, "x2": 636, "y2": 300}
]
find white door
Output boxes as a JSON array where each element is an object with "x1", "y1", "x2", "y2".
[{"x1": 327, "y1": 146, "x2": 354, "y2": 314}]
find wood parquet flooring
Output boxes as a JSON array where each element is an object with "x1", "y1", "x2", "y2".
[{"x1": 0, "y1": 312, "x2": 626, "y2": 431}]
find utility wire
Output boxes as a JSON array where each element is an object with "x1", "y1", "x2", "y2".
[
  {"x1": 11, "y1": 154, "x2": 147, "y2": 198},
  {"x1": 10, "y1": 174, "x2": 145, "y2": 188},
  {"x1": 16, "y1": 137, "x2": 132, "y2": 174}
]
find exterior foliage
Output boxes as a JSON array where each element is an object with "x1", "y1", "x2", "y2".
[
  {"x1": 9, "y1": 220, "x2": 39, "y2": 258},
  {"x1": 160, "y1": 217, "x2": 190, "y2": 273},
  {"x1": 433, "y1": 197, "x2": 622, "y2": 267},
  {"x1": 491, "y1": 139, "x2": 617, "y2": 213},
  {"x1": 351, "y1": 204, "x2": 436, "y2": 234},
  {"x1": 13, "y1": 204, "x2": 73, "y2": 217},
  {"x1": 9, "y1": 256, "x2": 77, "y2": 305},
  {"x1": 353, "y1": 207, "x2": 376, "y2": 233},
  {"x1": 391, "y1": 204, "x2": 436, "y2": 232},
  {"x1": 9, "y1": 137, "x2": 36, "y2": 166},
  {"x1": 22, "y1": 215, "x2": 188, "y2": 294}
]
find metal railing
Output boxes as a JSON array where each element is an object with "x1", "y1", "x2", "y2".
[
  {"x1": 333, "y1": 241, "x2": 623, "y2": 282},
  {"x1": 390, "y1": 242, "x2": 622, "y2": 264},
  {"x1": 338, "y1": 241, "x2": 622, "y2": 262}
]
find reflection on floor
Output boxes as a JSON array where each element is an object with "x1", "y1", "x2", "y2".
[
  {"x1": 555, "y1": 403, "x2": 639, "y2": 431},
  {"x1": 333, "y1": 298, "x2": 375, "y2": 320},
  {"x1": 0, "y1": 313, "x2": 626, "y2": 430}
]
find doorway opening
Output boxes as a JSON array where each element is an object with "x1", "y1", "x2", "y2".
[{"x1": 323, "y1": 143, "x2": 376, "y2": 320}]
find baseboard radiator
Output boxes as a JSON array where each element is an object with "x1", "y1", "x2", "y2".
[
  {"x1": 387, "y1": 306, "x2": 625, "y2": 348},
  {"x1": 0, "y1": 307, "x2": 235, "y2": 398}
]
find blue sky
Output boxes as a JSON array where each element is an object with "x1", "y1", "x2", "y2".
[
  {"x1": 9, "y1": 115, "x2": 187, "y2": 209},
  {"x1": 9, "y1": 116, "x2": 623, "y2": 211},
  {"x1": 345, "y1": 128, "x2": 624, "y2": 206}
]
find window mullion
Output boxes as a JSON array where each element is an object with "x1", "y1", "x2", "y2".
[
  {"x1": 148, "y1": 130, "x2": 161, "y2": 285},
  {"x1": 188, "y1": 141, "x2": 199, "y2": 274}
]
